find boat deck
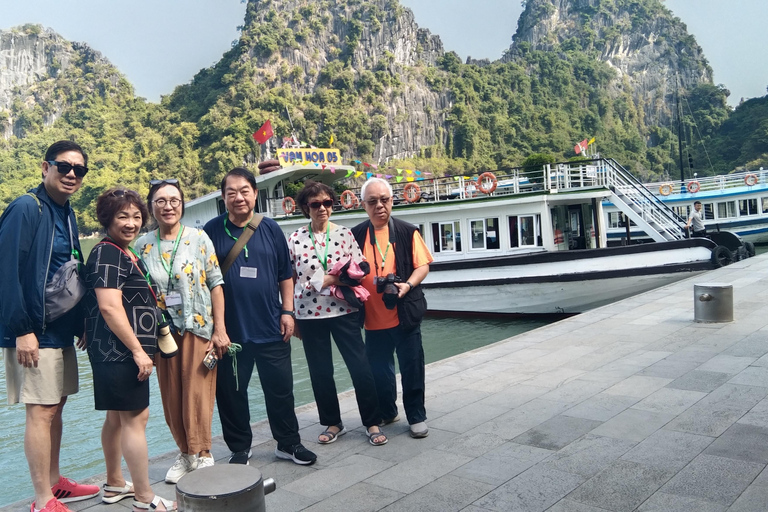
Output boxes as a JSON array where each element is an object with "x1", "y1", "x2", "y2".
[{"x1": 5, "y1": 254, "x2": 768, "y2": 511}]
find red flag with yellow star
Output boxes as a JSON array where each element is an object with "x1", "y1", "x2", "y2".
[{"x1": 253, "y1": 120, "x2": 273, "y2": 144}]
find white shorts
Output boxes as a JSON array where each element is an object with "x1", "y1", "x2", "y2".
[{"x1": 4, "y1": 346, "x2": 79, "y2": 405}]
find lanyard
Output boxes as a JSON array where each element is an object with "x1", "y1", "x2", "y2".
[
  {"x1": 374, "y1": 237, "x2": 390, "y2": 274},
  {"x1": 369, "y1": 220, "x2": 395, "y2": 278},
  {"x1": 102, "y1": 238, "x2": 157, "y2": 303},
  {"x1": 224, "y1": 215, "x2": 251, "y2": 260},
  {"x1": 155, "y1": 226, "x2": 184, "y2": 292},
  {"x1": 307, "y1": 223, "x2": 330, "y2": 271}
]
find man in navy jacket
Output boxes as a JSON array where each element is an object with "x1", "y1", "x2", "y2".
[{"x1": 0, "y1": 141, "x2": 98, "y2": 512}]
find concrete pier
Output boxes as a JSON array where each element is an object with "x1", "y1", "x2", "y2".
[{"x1": 4, "y1": 253, "x2": 768, "y2": 511}]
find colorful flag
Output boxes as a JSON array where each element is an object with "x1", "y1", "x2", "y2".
[
  {"x1": 253, "y1": 120, "x2": 273, "y2": 144},
  {"x1": 329, "y1": 134, "x2": 334, "y2": 145}
]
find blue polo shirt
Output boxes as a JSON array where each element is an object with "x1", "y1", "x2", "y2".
[{"x1": 204, "y1": 214, "x2": 292, "y2": 344}]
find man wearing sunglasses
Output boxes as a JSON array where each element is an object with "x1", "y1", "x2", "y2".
[{"x1": 0, "y1": 140, "x2": 98, "y2": 512}]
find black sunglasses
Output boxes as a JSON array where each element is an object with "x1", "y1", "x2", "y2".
[
  {"x1": 109, "y1": 189, "x2": 139, "y2": 198},
  {"x1": 149, "y1": 178, "x2": 179, "y2": 187},
  {"x1": 48, "y1": 160, "x2": 88, "y2": 178},
  {"x1": 308, "y1": 199, "x2": 334, "y2": 209}
]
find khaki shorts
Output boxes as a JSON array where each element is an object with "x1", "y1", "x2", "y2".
[{"x1": 4, "y1": 346, "x2": 79, "y2": 405}]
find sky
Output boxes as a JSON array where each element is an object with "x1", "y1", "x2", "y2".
[{"x1": 1, "y1": 0, "x2": 766, "y2": 106}]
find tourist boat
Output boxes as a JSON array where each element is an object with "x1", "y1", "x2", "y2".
[
  {"x1": 184, "y1": 153, "x2": 743, "y2": 315},
  {"x1": 604, "y1": 168, "x2": 768, "y2": 246}
]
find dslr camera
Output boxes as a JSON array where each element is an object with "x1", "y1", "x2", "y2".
[{"x1": 374, "y1": 273, "x2": 401, "y2": 309}]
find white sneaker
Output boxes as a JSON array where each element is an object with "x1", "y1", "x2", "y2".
[
  {"x1": 196, "y1": 456, "x2": 215, "y2": 469},
  {"x1": 165, "y1": 453, "x2": 198, "y2": 483}
]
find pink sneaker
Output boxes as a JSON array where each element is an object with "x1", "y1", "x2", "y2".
[
  {"x1": 51, "y1": 476, "x2": 99, "y2": 503},
  {"x1": 31, "y1": 498, "x2": 71, "y2": 512}
]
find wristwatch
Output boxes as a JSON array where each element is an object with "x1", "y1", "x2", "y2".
[
  {"x1": 405, "y1": 281, "x2": 414, "y2": 291},
  {"x1": 281, "y1": 310, "x2": 295, "y2": 318}
]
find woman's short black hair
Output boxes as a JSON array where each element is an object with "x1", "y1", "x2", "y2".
[
  {"x1": 296, "y1": 180, "x2": 337, "y2": 218},
  {"x1": 147, "y1": 180, "x2": 186, "y2": 219},
  {"x1": 96, "y1": 188, "x2": 149, "y2": 230}
]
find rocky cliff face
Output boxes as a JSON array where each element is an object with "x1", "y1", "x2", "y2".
[
  {"x1": 240, "y1": 0, "x2": 451, "y2": 162},
  {"x1": 0, "y1": 25, "x2": 124, "y2": 139},
  {"x1": 509, "y1": 0, "x2": 713, "y2": 127}
]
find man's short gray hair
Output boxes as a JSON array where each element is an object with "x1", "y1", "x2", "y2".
[{"x1": 360, "y1": 177, "x2": 393, "y2": 200}]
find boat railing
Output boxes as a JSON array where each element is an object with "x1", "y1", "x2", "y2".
[{"x1": 644, "y1": 168, "x2": 768, "y2": 194}]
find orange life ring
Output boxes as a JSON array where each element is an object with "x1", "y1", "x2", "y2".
[
  {"x1": 745, "y1": 174, "x2": 758, "y2": 186},
  {"x1": 553, "y1": 228, "x2": 564, "y2": 245},
  {"x1": 477, "y1": 172, "x2": 498, "y2": 194},
  {"x1": 340, "y1": 190, "x2": 357, "y2": 209},
  {"x1": 281, "y1": 197, "x2": 295, "y2": 215},
  {"x1": 403, "y1": 183, "x2": 421, "y2": 203},
  {"x1": 687, "y1": 181, "x2": 700, "y2": 194},
  {"x1": 659, "y1": 183, "x2": 673, "y2": 196}
]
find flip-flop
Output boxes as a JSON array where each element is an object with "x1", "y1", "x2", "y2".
[
  {"x1": 367, "y1": 427, "x2": 388, "y2": 446},
  {"x1": 102, "y1": 481, "x2": 134, "y2": 504},
  {"x1": 317, "y1": 424, "x2": 346, "y2": 444}
]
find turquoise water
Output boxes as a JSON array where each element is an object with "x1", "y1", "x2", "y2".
[{"x1": 0, "y1": 316, "x2": 549, "y2": 507}]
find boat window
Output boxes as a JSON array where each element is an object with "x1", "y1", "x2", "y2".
[
  {"x1": 672, "y1": 206, "x2": 689, "y2": 219},
  {"x1": 431, "y1": 221, "x2": 461, "y2": 253},
  {"x1": 739, "y1": 199, "x2": 759, "y2": 216},
  {"x1": 607, "y1": 212, "x2": 621, "y2": 229},
  {"x1": 509, "y1": 215, "x2": 540, "y2": 248},
  {"x1": 762, "y1": 197, "x2": 768, "y2": 213},
  {"x1": 469, "y1": 218, "x2": 500, "y2": 250},
  {"x1": 716, "y1": 201, "x2": 737, "y2": 219},
  {"x1": 703, "y1": 203, "x2": 715, "y2": 220}
]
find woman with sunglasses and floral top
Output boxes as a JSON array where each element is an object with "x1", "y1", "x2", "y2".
[
  {"x1": 288, "y1": 181, "x2": 387, "y2": 446},
  {"x1": 83, "y1": 188, "x2": 176, "y2": 511},
  {"x1": 135, "y1": 179, "x2": 229, "y2": 484}
]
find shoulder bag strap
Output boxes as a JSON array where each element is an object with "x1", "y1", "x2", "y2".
[{"x1": 221, "y1": 213, "x2": 263, "y2": 277}]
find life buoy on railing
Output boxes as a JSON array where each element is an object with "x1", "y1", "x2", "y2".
[
  {"x1": 659, "y1": 183, "x2": 673, "y2": 196},
  {"x1": 340, "y1": 190, "x2": 357, "y2": 209},
  {"x1": 745, "y1": 174, "x2": 759, "y2": 186},
  {"x1": 687, "y1": 181, "x2": 701, "y2": 194},
  {"x1": 403, "y1": 183, "x2": 421, "y2": 203},
  {"x1": 477, "y1": 172, "x2": 498, "y2": 194},
  {"x1": 281, "y1": 197, "x2": 295, "y2": 215},
  {"x1": 553, "y1": 228, "x2": 564, "y2": 245}
]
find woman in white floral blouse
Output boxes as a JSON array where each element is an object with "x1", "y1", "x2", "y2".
[
  {"x1": 288, "y1": 181, "x2": 387, "y2": 446},
  {"x1": 136, "y1": 179, "x2": 231, "y2": 483}
]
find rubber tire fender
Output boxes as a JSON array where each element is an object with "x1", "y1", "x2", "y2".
[
  {"x1": 711, "y1": 245, "x2": 733, "y2": 268},
  {"x1": 744, "y1": 241, "x2": 756, "y2": 258}
]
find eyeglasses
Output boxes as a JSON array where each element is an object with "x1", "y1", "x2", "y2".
[
  {"x1": 108, "y1": 189, "x2": 139, "y2": 198},
  {"x1": 153, "y1": 198, "x2": 182, "y2": 208},
  {"x1": 149, "y1": 178, "x2": 179, "y2": 187},
  {"x1": 365, "y1": 196, "x2": 391, "y2": 206},
  {"x1": 47, "y1": 161, "x2": 88, "y2": 178},
  {"x1": 308, "y1": 199, "x2": 334, "y2": 209}
]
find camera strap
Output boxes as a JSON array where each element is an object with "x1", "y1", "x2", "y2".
[{"x1": 368, "y1": 219, "x2": 396, "y2": 276}]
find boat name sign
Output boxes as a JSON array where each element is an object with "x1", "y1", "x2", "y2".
[{"x1": 277, "y1": 148, "x2": 341, "y2": 165}]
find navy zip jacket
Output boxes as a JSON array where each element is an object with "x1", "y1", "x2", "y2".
[{"x1": 0, "y1": 184, "x2": 83, "y2": 347}]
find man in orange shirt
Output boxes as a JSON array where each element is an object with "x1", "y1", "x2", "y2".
[{"x1": 351, "y1": 178, "x2": 433, "y2": 438}]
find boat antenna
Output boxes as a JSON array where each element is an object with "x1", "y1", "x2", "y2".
[
  {"x1": 675, "y1": 73, "x2": 685, "y2": 190},
  {"x1": 284, "y1": 107, "x2": 299, "y2": 148}
]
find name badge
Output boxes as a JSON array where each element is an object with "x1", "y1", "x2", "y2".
[
  {"x1": 240, "y1": 267, "x2": 258, "y2": 279},
  {"x1": 165, "y1": 292, "x2": 183, "y2": 307}
]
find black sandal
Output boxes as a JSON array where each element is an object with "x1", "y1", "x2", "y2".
[
  {"x1": 318, "y1": 423, "x2": 346, "y2": 444},
  {"x1": 367, "y1": 427, "x2": 388, "y2": 446}
]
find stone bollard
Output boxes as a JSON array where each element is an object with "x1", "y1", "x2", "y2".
[
  {"x1": 694, "y1": 283, "x2": 733, "y2": 323},
  {"x1": 176, "y1": 464, "x2": 275, "y2": 511}
]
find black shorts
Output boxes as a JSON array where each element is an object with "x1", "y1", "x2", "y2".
[{"x1": 91, "y1": 361, "x2": 150, "y2": 411}]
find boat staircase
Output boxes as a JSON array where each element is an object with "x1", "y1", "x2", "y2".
[{"x1": 600, "y1": 159, "x2": 687, "y2": 242}]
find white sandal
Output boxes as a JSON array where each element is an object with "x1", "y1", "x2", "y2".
[
  {"x1": 102, "y1": 481, "x2": 134, "y2": 504},
  {"x1": 132, "y1": 495, "x2": 177, "y2": 511}
]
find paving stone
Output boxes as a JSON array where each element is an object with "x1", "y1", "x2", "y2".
[
  {"x1": 541, "y1": 434, "x2": 636, "y2": 478},
  {"x1": 621, "y1": 429, "x2": 714, "y2": 473},
  {"x1": 636, "y1": 359, "x2": 699, "y2": 379},
  {"x1": 635, "y1": 492, "x2": 727, "y2": 511},
  {"x1": 737, "y1": 397, "x2": 768, "y2": 428},
  {"x1": 378, "y1": 473, "x2": 494, "y2": 512},
  {"x1": 426, "y1": 388, "x2": 492, "y2": 414},
  {"x1": 697, "y1": 354, "x2": 756, "y2": 374},
  {"x1": 364, "y1": 449, "x2": 472, "y2": 494},
  {"x1": 566, "y1": 459, "x2": 671, "y2": 512},
  {"x1": 546, "y1": 499, "x2": 615, "y2": 512},
  {"x1": 659, "y1": 453, "x2": 765, "y2": 506},
  {"x1": 475, "y1": 384, "x2": 550, "y2": 409},
  {"x1": 450, "y1": 442, "x2": 553, "y2": 486},
  {"x1": 665, "y1": 370, "x2": 732, "y2": 392},
  {"x1": 562, "y1": 394, "x2": 640, "y2": 422},
  {"x1": 539, "y1": 378, "x2": 612, "y2": 404},
  {"x1": 427, "y1": 402, "x2": 506, "y2": 434},
  {"x1": 302, "y1": 482, "x2": 403, "y2": 512},
  {"x1": 513, "y1": 415, "x2": 602, "y2": 451},
  {"x1": 603, "y1": 376, "x2": 672, "y2": 398},
  {"x1": 721, "y1": 335, "x2": 768, "y2": 358},
  {"x1": 631, "y1": 387, "x2": 707, "y2": 415},
  {"x1": 728, "y1": 466, "x2": 768, "y2": 512},
  {"x1": 265, "y1": 488, "x2": 320, "y2": 512},
  {"x1": 282, "y1": 454, "x2": 394, "y2": 500},
  {"x1": 728, "y1": 366, "x2": 768, "y2": 387},
  {"x1": 433, "y1": 429, "x2": 509, "y2": 459},
  {"x1": 703, "y1": 423, "x2": 768, "y2": 464},
  {"x1": 590, "y1": 408, "x2": 675, "y2": 443},
  {"x1": 666, "y1": 383, "x2": 768, "y2": 437},
  {"x1": 471, "y1": 398, "x2": 572, "y2": 440},
  {"x1": 521, "y1": 367, "x2": 586, "y2": 389},
  {"x1": 472, "y1": 465, "x2": 585, "y2": 512}
]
